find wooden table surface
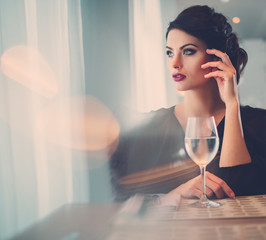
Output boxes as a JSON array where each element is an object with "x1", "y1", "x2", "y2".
[{"x1": 10, "y1": 195, "x2": 266, "y2": 240}]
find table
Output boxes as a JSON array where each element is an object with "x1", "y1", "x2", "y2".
[
  {"x1": 10, "y1": 203, "x2": 121, "y2": 240},
  {"x1": 10, "y1": 195, "x2": 266, "y2": 240}
]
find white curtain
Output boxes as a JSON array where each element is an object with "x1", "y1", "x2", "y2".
[
  {"x1": 129, "y1": 0, "x2": 168, "y2": 112},
  {"x1": 0, "y1": 0, "x2": 87, "y2": 238}
]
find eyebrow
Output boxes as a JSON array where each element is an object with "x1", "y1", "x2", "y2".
[{"x1": 166, "y1": 43, "x2": 198, "y2": 50}]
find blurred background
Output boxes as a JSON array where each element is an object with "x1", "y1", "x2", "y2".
[{"x1": 0, "y1": 0, "x2": 265, "y2": 239}]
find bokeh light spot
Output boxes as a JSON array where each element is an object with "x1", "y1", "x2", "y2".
[
  {"x1": 35, "y1": 95, "x2": 120, "y2": 156},
  {"x1": 1, "y1": 45, "x2": 58, "y2": 99},
  {"x1": 232, "y1": 17, "x2": 240, "y2": 24}
]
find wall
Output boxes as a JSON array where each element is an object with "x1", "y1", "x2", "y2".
[{"x1": 240, "y1": 39, "x2": 266, "y2": 108}]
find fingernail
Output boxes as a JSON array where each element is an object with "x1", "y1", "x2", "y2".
[{"x1": 230, "y1": 192, "x2": 235, "y2": 199}]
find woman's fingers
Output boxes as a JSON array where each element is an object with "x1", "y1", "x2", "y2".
[
  {"x1": 191, "y1": 187, "x2": 202, "y2": 199},
  {"x1": 205, "y1": 185, "x2": 215, "y2": 198},
  {"x1": 181, "y1": 177, "x2": 202, "y2": 199},
  {"x1": 206, "y1": 48, "x2": 232, "y2": 65},
  {"x1": 205, "y1": 172, "x2": 235, "y2": 199},
  {"x1": 201, "y1": 61, "x2": 234, "y2": 73},
  {"x1": 169, "y1": 177, "x2": 202, "y2": 199},
  {"x1": 202, "y1": 48, "x2": 236, "y2": 87},
  {"x1": 204, "y1": 70, "x2": 232, "y2": 80},
  {"x1": 170, "y1": 172, "x2": 235, "y2": 200}
]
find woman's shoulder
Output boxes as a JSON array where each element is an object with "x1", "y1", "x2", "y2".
[
  {"x1": 135, "y1": 106, "x2": 176, "y2": 130},
  {"x1": 150, "y1": 105, "x2": 175, "y2": 118},
  {"x1": 241, "y1": 105, "x2": 266, "y2": 113},
  {"x1": 240, "y1": 105, "x2": 266, "y2": 120},
  {"x1": 117, "y1": 105, "x2": 176, "y2": 134},
  {"x1": 240, "y1": 105, "x2": 266, "y2": 136},
  {"x1": 133, "y1": 105, "x2": 175, "y2": 123}
]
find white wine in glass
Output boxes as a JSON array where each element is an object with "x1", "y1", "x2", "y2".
[{"x1": 185, "y1": 116, "x2": 221, "y2": 208}]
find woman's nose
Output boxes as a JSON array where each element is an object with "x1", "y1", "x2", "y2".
[{"x1": 172, "y1": 55, "x2": 182, "y2": 69}]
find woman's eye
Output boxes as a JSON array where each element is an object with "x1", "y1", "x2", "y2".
[
  {"x1": 166, "y1": 51, "x2": 174, "y2": 57},
  {"x1": 183, "y1": 48, "x2": 196, "y2": 55}
]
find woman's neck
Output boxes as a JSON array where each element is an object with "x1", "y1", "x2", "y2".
[
  {"x1": 183, "y1": 82, "x2": 225, "y2": 117},
  {"x1": 174, "y1": 82, "x2": 225, "y2": 130}
]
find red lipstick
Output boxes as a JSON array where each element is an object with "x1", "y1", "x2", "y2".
[{"x1": 172, "y1": 73, "x2": 186, "y2": 82}]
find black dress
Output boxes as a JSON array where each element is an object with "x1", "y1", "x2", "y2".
[{"x1": 109, "y1": 105, "x2": 266, "y2": 200}]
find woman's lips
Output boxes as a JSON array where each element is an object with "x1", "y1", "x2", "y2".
[{"x1": 172, "y1": 73, "x2": 186, "y2": 82}]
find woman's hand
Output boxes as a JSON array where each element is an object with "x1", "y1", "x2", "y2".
[
  {"x1": 201, "y1": 49, "x2": 251, "y2": 167},
  {"x1": 201, "y1": 49, "x2": 238, "y2": 106},
  {"x1": 169, "y1": 171, "x2": 235, "y2": 199}
]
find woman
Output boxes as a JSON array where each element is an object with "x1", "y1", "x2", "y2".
[{"x1": 110, "y1": 5, "x2": 266, "y2": 201}]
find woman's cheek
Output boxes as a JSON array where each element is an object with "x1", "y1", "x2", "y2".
[
  {"x1": 166, "y1": 59, "x2": 172, "y2": 72},
  {"x1": 200, "y1": 57, "x2": 211, "y2": 75}
]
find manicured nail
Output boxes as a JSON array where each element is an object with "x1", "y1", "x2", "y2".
[{"x1": 230, "y1": 192, "x2": 235, "y2": 199}]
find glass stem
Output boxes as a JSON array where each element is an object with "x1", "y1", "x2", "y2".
[{"x1": 200, "y1": 165, "x2": 207, "y2": 203}]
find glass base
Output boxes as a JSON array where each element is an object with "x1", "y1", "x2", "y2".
[{"x1": 189, "y1": 199, "x2": 222, "y2": 208}]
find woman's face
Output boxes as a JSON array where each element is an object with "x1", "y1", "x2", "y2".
[{"x1": 166, "y1": 29, "x2": 213, "y2": 92}]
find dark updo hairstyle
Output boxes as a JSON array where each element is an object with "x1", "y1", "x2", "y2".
[{"x1": 166, "y1": 5, "x2": 248, "y2": 83}]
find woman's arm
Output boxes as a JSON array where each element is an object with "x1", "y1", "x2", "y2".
[
  {"x1": 202, "y1": 49, "x2": 251, "y2": 167},
  {"x1": 220, "y1": 98, "x2": 251, "y2": 167}
]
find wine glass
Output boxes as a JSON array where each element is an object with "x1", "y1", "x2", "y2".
[{"x1": 184, "y1": 116, "x2": 221, "y2": 208}]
